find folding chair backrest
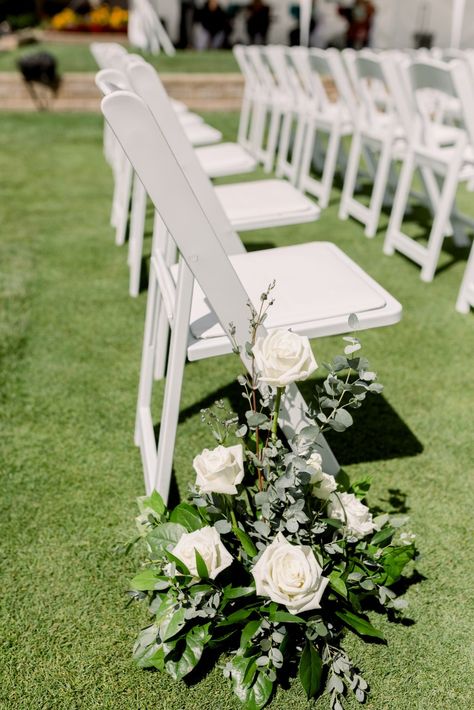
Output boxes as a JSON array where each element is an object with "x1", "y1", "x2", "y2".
[
  {"x1": 407, "y1": 59, "x2": 474, "y2": 149},
  {"x1": 265, "y1": 46, "x2": 299, "y2": 102},
  {"x1": 355, "y1": 51, "x2": 395, "y2": 126},
  {"x1": 124, "y1": 59, "x2": 244, "y2": 257},
  {"x1": 90, "y1": 42, "x2": 127, "y2": 70},
  {"x1": 95, "y1": 67, "x2": 130, "y2": 95},
  {"x1": 248, "y1": 46, "x2": 278, "y2": 97},
  {"x1": 233, "y1": 45, "x2": 259, "y2": 92}
]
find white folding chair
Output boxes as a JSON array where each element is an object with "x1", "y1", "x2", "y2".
[
  {"x1": 269, "y1": 46, "x2": 310, "y2": 187},
  {"x1": 456, "y1": 243, "x2": 474, "y2": 313},
  {"x1": 291, "y1": 48, "x2": 355, "y2": 209},
  {"x1": 384, "y1": 59, "x2": 474, "y2": 282},
  {"x1": 102, "y1": 90, "x2": 403, "y2": 501},
  {"x1": 339, "y1": 51, "x2": 406, "y2": 238}
]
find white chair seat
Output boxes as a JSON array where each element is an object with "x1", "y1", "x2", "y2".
[
  {"x1": 214, "y1": 179, "x2": 320, "y2": 230},
  {"x1": 196, "y1": 142, "x2": 257, "y2": 178},
  {"x1": 170, "y1": 242, "x2": 401, "y2": 359},
  {"x1": 178, "y1": 112, "x2": 204, "y2": 127},
  {"x1": 185, "y1": 123, "x2": 222, "y2": 146},
  {"x1": 171, "y1": 99, "x2": 187, "y2": 114}
]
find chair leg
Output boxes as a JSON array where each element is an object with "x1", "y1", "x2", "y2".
[
  {"x1": 420, "y1": 160, "x2": 461, "y2": 282},
  {"x1": 115, "y1": 159, "x2": 133, "y2": 247},
  {"x1": 288, "y1": 114, "x2": 307, "y2": 185},
  {"x1": 128, "y1": 176, "x2": 147, "y2": 297},
  {"x1": 153, "y1": 260, "x2": 194, "y2": 501},
  {"x1": 456, "y1": 242, "x2": 474, "y2": 313},
  {"x1": 263, "y1": 106, "x2": 282, "y2": 173},
  {"x1": 298, "y1": 118, "x2": 316, "y2": 192},
  {"x1": 384, "y1": 149, "x2": 416, "y2": 256},
  {"x1": 319, "y1": 126, "x2": 341, "y2": 209},
  {"x1": 339, "y1": 130, "x2": 362, "y2": 220},
  {"x1": 135, "y1": 271, "x2": 162, "y2": 492},
  {"x1": 365, "y1": 138, "x2": 393, "y2": 238},
  {"x1": 151, "y1": 214, "x2": 172, "y2": 382},
  {"x1": 275, "y1": 110, "x2": 293, "y2": 178}
]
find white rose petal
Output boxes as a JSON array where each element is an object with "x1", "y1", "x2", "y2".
[
  {"x1": 252, "y1": 330, "x2": 317, "y2": 388},
  {"x1": 251, "y1": 533, "x2": 328, "y2": 614},
  {"x1": 172, "y1": 526, "x2": 233, "y2": 580},
  {"x1": 327, "y1": 492, "x2": 378, "y2": 540},
  {"x1": 304, "y1": 453, "x2": 337, "y2": 499},
  {"x1": 193, "y1": 444, "x2": 244, "y2": 495}
]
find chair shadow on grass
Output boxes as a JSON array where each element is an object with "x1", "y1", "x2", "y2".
[{"x1": 158, "y1": 372, "x2": 423, "y2": 507}]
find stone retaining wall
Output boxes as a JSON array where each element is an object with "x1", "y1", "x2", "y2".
[{"x1": 0, "y1": 72, "x2": 244, "y2": 112}]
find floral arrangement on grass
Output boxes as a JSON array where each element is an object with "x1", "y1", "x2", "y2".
[
  {"x1": 126, "y1": 288, "x2": 417, "y2": 709},
  {"x1": 51, "y1": 5, "x2": 128, "y2": 32}
]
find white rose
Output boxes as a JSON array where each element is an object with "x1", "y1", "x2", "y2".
[
  {"x1": 307, "y1": 453, "x2": 337, "y2": 500},
  {"x1": 193, "y1": 444, "x2": 244, "y2": 495},
  {"x1": 327, "y1": 492, "x2": 378, "y2": 540},
  {"x1": 172, "y1": 526, "x2": 233, "y2": 580},
  {"x1": 251, "y1": 533, "x2": 328, "y2": 614},
  {"x1": 252, "y1": 330, "x2": 317, "y2": 388}
]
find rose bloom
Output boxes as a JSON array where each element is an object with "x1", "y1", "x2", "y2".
[
  {"x1": 327, "y1": 492, "x2": 378, "y2": 540},
  {"x1": 306, "y1": 452, "x2": 337, "y2": 500},
  {"x1": 252, "y1": 330, "x2": 317, "y2": 388},
  {"x1": 193, "y1": 444, "x2": 244, "y2": 495},
  {"x1": 251, "y1": 533, "x2": 328, "y2": 614},
  {"x1": 172, "y1": 526, "x2": 233, "y2": 579}
]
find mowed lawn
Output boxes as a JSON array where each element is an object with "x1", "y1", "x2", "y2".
[
  {"x1": 0, "y1": 111, "x2": 473, "y2": 710},
  {"x1": 0, "y1": 42, "x2": 238, "y2": 73}
]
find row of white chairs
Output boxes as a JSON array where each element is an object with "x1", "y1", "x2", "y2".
[
  {"x1": 92, "y1": 44, "x2": 404, "y2": 500},
  {"x1": 234, "y1": 44, "x2": 474, "y2": 309}
]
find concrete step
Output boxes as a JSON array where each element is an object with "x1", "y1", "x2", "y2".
[{"x1": 0, "y1": 71, "x2": 244, "y2": 112}]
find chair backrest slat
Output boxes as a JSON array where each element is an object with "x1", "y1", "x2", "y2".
[{"x1": 126, "y1": 60, "x2": 245, "y2": 257}]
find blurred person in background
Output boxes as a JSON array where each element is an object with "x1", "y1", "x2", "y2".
[
  {"x1": 338, "y1": 0, "x2": 375, "y2": 48},
  {"x1": 194, "y1": 0, "x2": 230, "y2": 50},
  {"x1": 246, "y1": 0, "x2": 270, "y2": 45}
]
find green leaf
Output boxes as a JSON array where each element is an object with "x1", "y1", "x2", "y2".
[
  {"x1": 194, "y1": 548, "x2": 209, "y2": 579},
  {"x1": 223, "y1": 585, "x2": 255, "y2": 601},
  {"x1": 129, "y1": 569, "x2": 170, "y2": 592},
  {"x1": 133, "y1": 624, "x2": 159, "y2": 666},
  {"x1": 146, "y1": 522, "x2": 187, "y2": 557},
  {"x1": 371, "y1": 526, "x2": 395, "y2": 547},
  {"x1": 240, "y1": 619, "x2": 262, "y2": 648},
  {"x1": 161, "y1": 606, "x2": 187, "y2": 642},
  {"x1": 268, "y1": 610, "x2": 305, "y2": 624},
  {"x1": 164, "y1": 549, "x2": 192, "y2": 576},
  {"x1": 299, "y1": 641, "x2": 323, "y2": 699},
  {"x1": 231, "y1": 654, "x2": 257, "y2": 702},
  {"x1": 219, "y1": 606, "x2": 256, "y2": 626},
  {"x1": 234, "y1": 527, "x2": 258, "y2": 557},
  {"x1": 329, "y1": 571, "x2": 347, "y2": 598},
  {"x1": 245, "y1": 670, "x2": 273, "y2": 710},
  {"x1": 138, "y1": 490, "x2": 166, "y2": 517},
  {"x1": 336, "y1": 610, "x2": 385, "y2": 640},
  {"x1": 380, "y1": 546, "x2": 415, "y2": 586},
  {"x1": 165, "y1": 624, "x2": 211, "y2": 680},
  {"x1": 170, "y1": 503, "x2": 202, "y2": 531}
]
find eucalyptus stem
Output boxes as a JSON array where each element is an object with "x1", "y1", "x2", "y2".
[{"x1": 271, "y1": 387, "x2": 284, "y2": 443}]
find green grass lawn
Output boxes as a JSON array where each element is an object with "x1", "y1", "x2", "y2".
[
  {"x1": 0, "y1": 111, "x2": 473, "y2": 710},
  {"x1": 0, "y1": 42, "x2": 238, "y2": 73}
]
